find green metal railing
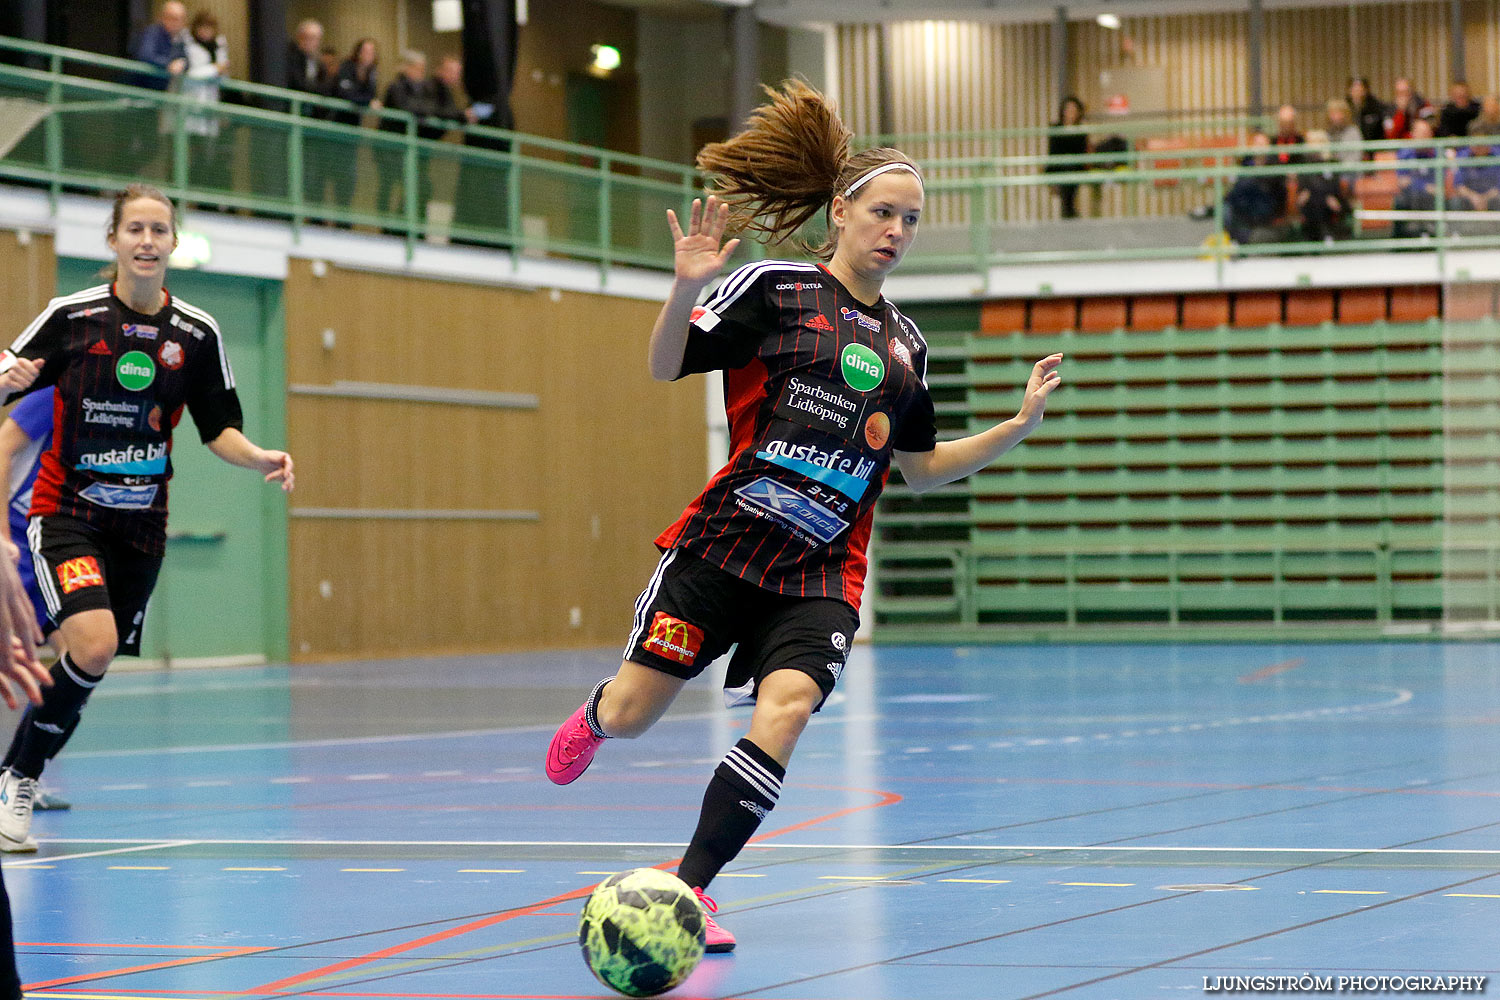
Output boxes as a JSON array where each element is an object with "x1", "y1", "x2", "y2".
[
  {"x1": 2, "y1": 35, "x2": 1498, "y2": 280},
  {"x1": 0, "y1": 36, "x2": 701, "y2": 270}
]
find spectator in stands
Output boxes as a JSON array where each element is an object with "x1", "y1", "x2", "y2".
[
  {"x1": 1295, "y1": 130, "x2": 1351, "y2": 242},
  {"x1": 1438, "y1": 80, "x2": 1481, "y2": 139},
  {"x1": 1384, "y1": 77, "x2": 1432, "y2": 140},
  {"x1": 1326, "y1": 97, "x2": 1364, "y2": 188},
  {"x1": 130, "y1": 1, "x2": 186, "y2": 89},
  {"x1": 1045, "y1": 96, "x2": 1090, "y2": 220},
  {"x1": 431, "y1": 55, "x2": 478, "y2": 129},
  {"x1": 1271, "y1": 104, "x2": 1305, "y2": 164},
  {"x1": 324, "y1": 38, "x2": 381, "y2": 223},
  {"x1": 375, "y1": 51, "x2": 439, "y2": 231},
  {"x1": 1223, "y1": 132, "x2": 1287, "y2": 244},
  {"x1": 1393, "y1": 117, "x2": 1438, "y2": 238},
  {"x1": 1469, "y1": 96, "x2": 1500, "y2": 141},
  {"x1": 180, "y1": 11, "x2": 230, "y2": 199},
  {"x1": 1347, "y1": 77, "x2": 1386, "y2": 145},
  {"x1": 1453, "y1": 134, "x2": 1500, "y2": 232},
  {"x1": 286, "y1": 20, "x2": 330, "y2": 102}
]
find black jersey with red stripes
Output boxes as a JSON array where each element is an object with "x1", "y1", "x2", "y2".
[
  {"x1": 3, "y1": 283, "x2": 244, "y2": 556},
  {"x1": 656, "y1": 260, "x2": 937, "y2": 610}
]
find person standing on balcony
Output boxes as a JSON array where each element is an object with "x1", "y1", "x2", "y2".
[
  {"x1": 375, "y1": 51, "x2": 440, "y2": 233},
  {"x1": 1046, "y1": 96, "x2": 1090, "y2": 219},
  {"x1": 180, "y1": 12, "x2": 230, "y2": 201},
  {"x1": 1438, "y1": 80, "x2": 1481, "y2": 139},
  {"x1": 541, "y1": 80, "x2": 1063, "y2": 954},
  {"x1": 324, "y1": 38, "x2": 382, "y2": 224},
  {"x1": 129, "y1": 2, "x2": 186, "y2": 90}
]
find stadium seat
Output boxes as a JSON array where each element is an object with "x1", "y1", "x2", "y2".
[
  {"x1": 1444, "y1": 283, "x2": 1496, "y2": 321},
  {"x1": 1232, "y1": 290, "x2": 1282, "y2": 327},
  {"x1": 1128, "y1": 294, "x2": 1179, "y2": 331},
  {"x1": 1029, "y1": 297, "x2": 1077, "y2": 333},
  {"x1": 1337, "y1": 286, "x2": 1387, "y2": 324},
  {"x1": 1389, "y1": 285, "x2": 1440, "y2": 322},
  {"x1": 1284, "y1": 288, "x2": 1335, "y2": 326},
  {"x1": 1180, "y1": 292, "x2": 1230, "y2": 329},
  {"x1": 980, "y1": 299, "x2": 1026, "y2": 335},
  {"x1": 1078, "y1": 296, "x2": 1128, "y2": 332}
]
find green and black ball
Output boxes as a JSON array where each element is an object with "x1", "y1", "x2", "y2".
[{"x1": 578, "y1": 868, "x2": 706, "y2": 997}]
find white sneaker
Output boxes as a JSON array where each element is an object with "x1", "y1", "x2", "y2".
[{"x1": 0, "y1": 770, "x2": 38, "y2": 852}]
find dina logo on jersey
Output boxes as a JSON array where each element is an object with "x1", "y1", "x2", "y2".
[
  {"x1": 116, "y1": 351, "x2": 156, "y2": 391},
  {"x1": 840, "y1": 343, "x2": 885, "y2": 392}
]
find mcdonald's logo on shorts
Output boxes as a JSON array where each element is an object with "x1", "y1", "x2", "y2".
[
  {"x1": 56, "y1": 556, "x2": 104, "y2": 595},
  {"x1": 643, "y1": 612, "x2": 705, "y2": 666}
]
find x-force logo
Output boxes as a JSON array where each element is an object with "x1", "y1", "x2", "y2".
[
  {"x1": 56, "y1": 556, "x2": 104, "y2": 594},
  {"x1": 642, "y1": 612, "x2": 705, "y2": 666}
]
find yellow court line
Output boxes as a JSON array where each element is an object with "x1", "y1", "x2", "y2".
[
  {"x1": 1314, "y1": 889, "x2": 1387, "y2": 895},
  {"x1": 223, "y1": 867, "x2": 286, "y2": 872},
  {"x1": 1446, "y1": 892, "x2": 1500, "y2": 898},
  {"x1": 818, "y1": 875, "x2": 896, "y2": 881},
  {"x1": 458, "y1": 869, "x2": 525, "y2": 874},
  {"x1": 940, "y1": 878, "x2": 1012, "y2": 884},
  {"x1": 340, "y1": 868, "x2": 405, "y2": 873},
  {"x1": 17, "y1": 865, "x2": 54, "y2": 869},
  {"x1": 107, "y1": 866, "x2": 169, "y2": 871},
  {"x1": 1062, "y1": 882, "x2": 1134, "y2": 887}
]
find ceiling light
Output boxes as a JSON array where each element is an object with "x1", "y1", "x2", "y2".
[
  {"x1": 1097, "y1": 13, "x2": 1121, "y2": 29},
  {"x1": 590, "y1": 44, "x2": 621, "y2": 73}
]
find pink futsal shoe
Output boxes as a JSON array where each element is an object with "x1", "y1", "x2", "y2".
[
  {"x1": 545, "y1": 701, "x2": 606, "y2": 785},
  {"x1": 694, "y1": 887, "x2": 736, "y2": 953}
]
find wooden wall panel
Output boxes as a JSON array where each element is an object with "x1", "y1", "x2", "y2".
[
  {"x1": 1464, "y1": 0, "x2": 1500, "y2": 98},
  {"x1": 0, "y1": 231, "x2": 55, "y2": 343},
  {"x1": 284, "y1": 261, "x2": 705, "y2": 660}
]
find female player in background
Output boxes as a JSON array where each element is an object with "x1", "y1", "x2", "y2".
[
  {"x1": 0, "y1": 531, "x2": 52, "y2": 999},
  {"x1": 0, "y1": 184, "x2": 294, "y2": 852},
  {"x1": 545, "y1": 80, "x2": 1063, "y2": 951}
]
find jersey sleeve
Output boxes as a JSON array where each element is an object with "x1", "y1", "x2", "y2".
[
  {"x1": 7, "y1": 386, "x2": 54, "y2": 441},
  {"x1": 892, "y1": 321, "x2": 937, "y2": 453},
  {"x1": 183, "y1": 314, "x2": 245, "y2": 443},
  {"x1": 2, "y1": 301, "x2": 71, "y2": 404},
  {"x1": 675, "y1": 262, "x2": 774, "y2": 378}
]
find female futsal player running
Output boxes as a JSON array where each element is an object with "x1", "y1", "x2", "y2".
[
  {"x1": 0, "y1": 184, "x2": 294, "y2": 852},
  {"x1": 545, "y1": 80, "x2": 1062, "y2": 951}
]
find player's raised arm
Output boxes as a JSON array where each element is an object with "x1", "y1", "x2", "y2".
[{"x1": 647, "y1": 195, "x2": 739, "y2": 381}]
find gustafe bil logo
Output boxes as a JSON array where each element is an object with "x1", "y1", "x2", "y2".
[{"x1": 841, "y1": 343, "x2": 885, "y2": 392}]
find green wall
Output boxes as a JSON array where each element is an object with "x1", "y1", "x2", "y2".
[{"x1": 55, "y1": 260, "x2": 288, "y2": 664}]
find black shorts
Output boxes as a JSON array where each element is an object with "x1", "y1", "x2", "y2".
[
  {"x1": 623, "y1": 548, "x2": 859, "y2": 711},
  {"x1": 27, "y1": 514, "x2": 162, "y2": 657}
]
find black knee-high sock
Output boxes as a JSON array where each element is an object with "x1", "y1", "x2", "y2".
[
  {"x1": 10, "y1": 655, "x2": 98, "y2": 780},
  {"x1": 677, "y1": 738, "x2": 785, "y2": 891},
  {"x1": 583, "y1": 677, "x2": 611, "y2": 739}
]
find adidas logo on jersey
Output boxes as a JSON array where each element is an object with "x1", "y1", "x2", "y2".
[
  {"x1": 87, "y1": 340, "x2": 111, "y2": 356},
  {"x1": 806, "y1": 314, "x2": 834, "y2": 332}
]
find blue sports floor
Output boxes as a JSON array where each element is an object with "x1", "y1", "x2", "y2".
[{"x1": 6, "y1": 642, "x2": 1500, "y2": 999}]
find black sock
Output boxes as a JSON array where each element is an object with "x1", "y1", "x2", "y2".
[
  {"x1": 0, "y1": 708, "x2": 28, "y2": 771},
  {"x1": 583, "y1": 677, "x2": 611, "y2": 739},
  {"x1": 677, "y1": 738, "x2": 785, "y2": 891},
  {"x1": 10, "y1": 655, "x2": 99, "y2": 780}
]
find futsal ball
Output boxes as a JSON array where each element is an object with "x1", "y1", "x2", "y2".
[{"x1": 578, "y1": 868, "x2": 706, "y2": 997}]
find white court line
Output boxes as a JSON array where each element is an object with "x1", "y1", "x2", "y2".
[
  {"x1": 61, "y1": 708, "x2": 754, "y2": 759},
  {"x1": 30, "y1": 837, "x2": 1500, "y2": 856},
  {"x1": 6, "y1": 840, "x2": 197, "y2": 867}
]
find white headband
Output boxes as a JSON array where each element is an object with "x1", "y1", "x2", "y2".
[{"x1": 844, "y1": 162, "x2": 924, "y2": 197}]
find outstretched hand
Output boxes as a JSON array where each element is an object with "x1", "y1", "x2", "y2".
[
  {"x1": 1015, "y1": 354, "x2": 1064, "y2": 428},
  {"x1": 666, "y1": 195, "x2": 740, "y2": 287},
  {"x1": 258, "y1": 450, "x2": 295, "y2": 493}
]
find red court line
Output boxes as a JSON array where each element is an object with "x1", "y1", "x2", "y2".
[
  {"x1": 1238, "y1": 657, "x2": 1305, "y2": 684},
  {"x1": 249, "y1": 783, "x2": 903, "y2": 995},
  {"x1": 26, "y1": 947, "x2": 275, "y2": 990}
]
